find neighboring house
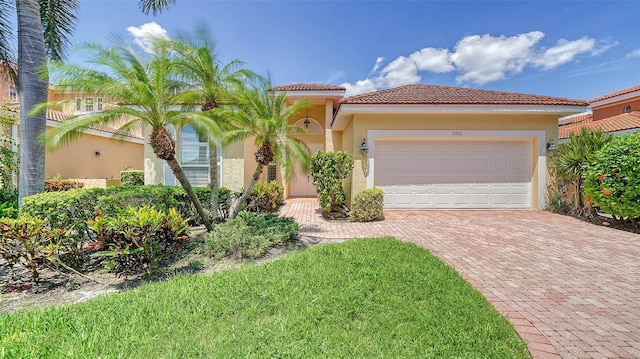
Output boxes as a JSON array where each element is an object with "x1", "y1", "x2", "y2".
[
  {"x1": 559, "y1": 84, "x2": 640, "y2": 141},
  {"x1": 1, "y1": 78, "x2": 144, "y2": 187},
  {"x1": 146, "y1": 83, "x2": 587, "y2": 210}
]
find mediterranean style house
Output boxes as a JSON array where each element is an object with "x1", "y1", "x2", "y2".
[
  {"x1": 559, "y1": 84, "x2": 640, "y2": 141},
  {"x1": 145, "y1": 83, "x2": 588, "y2": 210},
  {"x1": 1, "y1": 77, "x2": 144, "y2": 187}
]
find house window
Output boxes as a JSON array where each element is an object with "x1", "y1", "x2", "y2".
[
  {"x1": 8, "y1": 85, "x2": 17, "y2": 102},
  {"x1": 75, "y1": 97, "x2": 82, "y2": 112},
  {"x1": 624, "y1": 106, "x2": 632, "y2": 113},
  {"x1": 266, "y1": 164, "x2": 277, "y2": 182},
  {"x1": 97, "y1": 97, "x2": 103, "y2": 111},
  {"x1": 181, "y1": 125, "x2": 209, "y2": 186},
  {"x1": 85, "y1": 97, "x2": 94, "y2": 112}
]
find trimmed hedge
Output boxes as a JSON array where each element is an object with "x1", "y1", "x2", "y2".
[
  {"x1": 120, "y1": 170, "x2": 144, "y2": 186},
  {"x1": 45, "y1": 178, "x2": 85, "y2": 192},
  {"x1": 349, "y1": 188, "x2": 385, "y2": 222},
  {"x1": 21, "y1": 185, "x2": 229, "y2": 237}
]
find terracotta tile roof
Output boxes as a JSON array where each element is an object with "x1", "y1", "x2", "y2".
[
  {"x1": 47, "y1": 109, "x2": 144, "y2": 140},
  {"x1": 558, "y1": 112, "x2": 592, "y2": 126},
  {"x1": 590, "y1": 84, "x2": 640, "y2": 103},
  {"x1": 339, "y1": 84, "x2": 588, "y2": 106},
  {"x1": 559, "y1": 111, "x2": 640, "y2": 139},
  {"x1": 271, "y1": 83, "x2": 346, "y2": 92}
]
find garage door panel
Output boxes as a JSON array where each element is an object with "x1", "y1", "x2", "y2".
[{"x1": 375, "y1": 139, "x2": 532, "y2": 209}]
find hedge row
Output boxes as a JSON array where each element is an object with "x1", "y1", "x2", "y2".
[{"x1": 21, "y1": 185, "x2": 223, "y2": 239}]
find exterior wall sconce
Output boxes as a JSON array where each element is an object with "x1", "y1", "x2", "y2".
[
  {"x1": 360, "y1": 139, "x2": 369, "y2": 156},
  {"x1": 546, "y1": 139, "x2": 558, "y2": 152},
  {"x1": 95, "y1": 151, "x2": 101, "y2": 156},
  {"x1": 303, "y1": 108, "x2": 310, "y2": 128}
]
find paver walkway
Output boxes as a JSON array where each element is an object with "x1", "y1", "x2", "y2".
[{"x1": 280, "y1": 198, "x2": 640, "y2": 359}]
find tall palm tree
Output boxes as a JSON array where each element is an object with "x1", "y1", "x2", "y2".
[
  {"x1": 226, "y1": 78, "x2": 311, "y2": 219},
  {"x1": 551, "y1": 127, "x2": 612, "y2": 216},
  {"x1": 40, "y1": 37, "x2": 218, "y2": 231},
  {"x1": 170, "y1": 24, "x2": 253, "y2": 221}
]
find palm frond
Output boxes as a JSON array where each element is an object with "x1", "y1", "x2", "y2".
[
  {"x1": 0, "y1": 0, "x2": 16, "y2": 82},
  {"x1": 39, "y1": 0, "x2": 79, "y2": 61},
  {"x1": 138, "y1": 0, "x2": 176, "y2": 15}
]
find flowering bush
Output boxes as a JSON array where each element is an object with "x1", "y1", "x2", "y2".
[{"x1": 583, "y1": 132, "x2": 640, "y2": 222}]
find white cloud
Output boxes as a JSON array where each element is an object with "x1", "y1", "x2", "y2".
[
  {"x1": 341, "y1": 30, "x2": 613, "y2": 96},
  {"x1": 408, "y1": 48, "x2": 453, "y2": 73},
  {"x1": 626, "y1": 48, "x2": 640, "y2": 58},
  {"x1": 340, "y1": 78, "x2": 378, "y2": 97},
  {"x1": 533, "y1": 37, "x2": 596, "y2": 70},
  {"x1": 127, "y1": 22, "x2": 169, "y2": 53},
  {"x1": 380, "y1": 56, "x2": 421, "y2": 87},
  {"x1": 370, "y1": 57, "x2": 384, "y2": 74},
  {"x1": 451, "y1": 31, "x2": 544, "y2": 85}
]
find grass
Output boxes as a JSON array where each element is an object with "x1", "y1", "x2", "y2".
[{"x1": 0, "y1": 238, "x2": 529, "y2": 358}]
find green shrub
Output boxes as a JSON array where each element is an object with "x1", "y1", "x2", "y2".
[
  {"x1": 96, "y1": 185, "x2": 183, "y2": 218},
  {"x1": 0, "y1": 188, "x2": 18, "y2": 219},
  {"x1": 120, "y1": 170, "x2": 144, "y2": 186},
  {"x1": 0, "y1": 216, "x2": 72, "y2": 282},
  {"x1": 45, "y1": 176, "x2": 85, "y2": 192},
  {"x1": 349, "y1": 188, "x2": 385, "y2": 222},
  {"x1": 310, "y1": 151, "x2": 354, "y2": 217},
  {"x1": 87, "y1": 206, "x2": 190, "y2": 275},
  {"x1": 21, "y1": 188, "x2": 106, "y2": 241},
  {"x1": 242, "y1": 181, "x2": 284, "y2": 214},
  {"x1": 204, "y1": 212, "x2": 299, "y2": 260},
  {"x1": 20, "y1": 185, "x2": 225, "y2": 233},
  {"x1": 583, "y1": 132, "x2": 640, "y2": 222}
]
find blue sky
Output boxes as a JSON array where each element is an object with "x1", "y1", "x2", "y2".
[{"x1": 64, "y1": 1, "x2": 640, "y2": 100}]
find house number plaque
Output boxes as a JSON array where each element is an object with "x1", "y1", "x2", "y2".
[{"x1": 452, "y1": 131, "x2": 463, "y2": 136}]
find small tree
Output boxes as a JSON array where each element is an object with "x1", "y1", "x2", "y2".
[
  {"x1": 550, "y1": 128, "x2": 612, "y2": 217},
  {"x1": 583, "y1": 132, "x2": 640, "y2": 224},
  {"x1": 310, "y1": 151, "x2": 354, "y2": 217}
]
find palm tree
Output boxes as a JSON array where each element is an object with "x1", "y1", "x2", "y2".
[
  {"x1": 1, "y1": 0, "x2": 173, "y2": 205},
  {"x1": 226, "y1": 78, "x2": 311, "y2": 219},
  {"x1": 40, "y1": 37, "x2": 217, "y2": 231},
  {"x1": 551, "y1": 128, "x2": 612, "y2": 216},
  {"x1": 170, "y1": 24, "x2": 254, "y2": 221}
]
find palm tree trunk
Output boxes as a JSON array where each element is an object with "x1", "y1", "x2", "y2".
[
  {"x1": 166, "y1": 157, "x2": 214, "y2": 231},
  {"x1": 209, "y1": 142, "x2": 219, "y2": 221},
  {"x1": 16, "y1": 0, "x2": 48, "y2": 205},
  {"x1": 230, "y1": 163, "x2": 264, "y2": 219}
]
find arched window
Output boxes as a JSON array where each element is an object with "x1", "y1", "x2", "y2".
[{"x1": 624, "y1": 106, "x2": 632, "y2": 114}]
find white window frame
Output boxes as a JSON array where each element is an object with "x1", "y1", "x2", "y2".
[
  {"x1": 75, "y1": 97, "x2": 82, "y2": 112},
  {"x1": 97, "y1": 97, "x2": 103, "y2": 111},
  {"x1": 85, "y1": 97, "x2": 94, "y2": 112}
]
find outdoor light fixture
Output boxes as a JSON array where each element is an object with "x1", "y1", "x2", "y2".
[
  {"x1": 95, "y1": 151, "x2": 101, "y2": 156},
  {"x1": 546, "y1": 139, "x2": 558, "y2": 152},
  {"x1": 303, "y1": 108, "x2": 310, "y2": 128},
  {"x1": 360, "y1": 138, "x2": 368, "y2": 156}
]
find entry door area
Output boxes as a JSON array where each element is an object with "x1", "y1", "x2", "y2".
[
  {"x1": 375, "y1": 139, "x2": 532, "y2": 209},
  {"x1": 289, "y1": 143, "x2": 323, "y2": 197}
]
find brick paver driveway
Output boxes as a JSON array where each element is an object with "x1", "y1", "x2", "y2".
[{"x1": 281, "y1": 198, "x2": 640, "y2": 359}]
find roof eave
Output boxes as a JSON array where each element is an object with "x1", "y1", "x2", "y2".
[
  {"x1": 332, "y1": 104, "x2": 588, "y2": 131},
  {"x1": 589, "y1": 89, "x2": 640, "y2": 109}
]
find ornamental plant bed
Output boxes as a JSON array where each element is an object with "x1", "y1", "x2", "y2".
[{"x1": 0, "y1": 227, "x2": 308, "y2": 313}]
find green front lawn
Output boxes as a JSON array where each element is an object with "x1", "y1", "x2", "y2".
[{"x1": 0, "y1": 238, "x2": 529, "y2": 358}]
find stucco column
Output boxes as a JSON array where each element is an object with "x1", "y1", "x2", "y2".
[{"x1": 325, "y1": 99, "x2": 334, "y2": 152}]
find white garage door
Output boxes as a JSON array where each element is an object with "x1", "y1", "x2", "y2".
[{"x1": 375, "y1": 139, "x2": 532, "y2": 209}]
